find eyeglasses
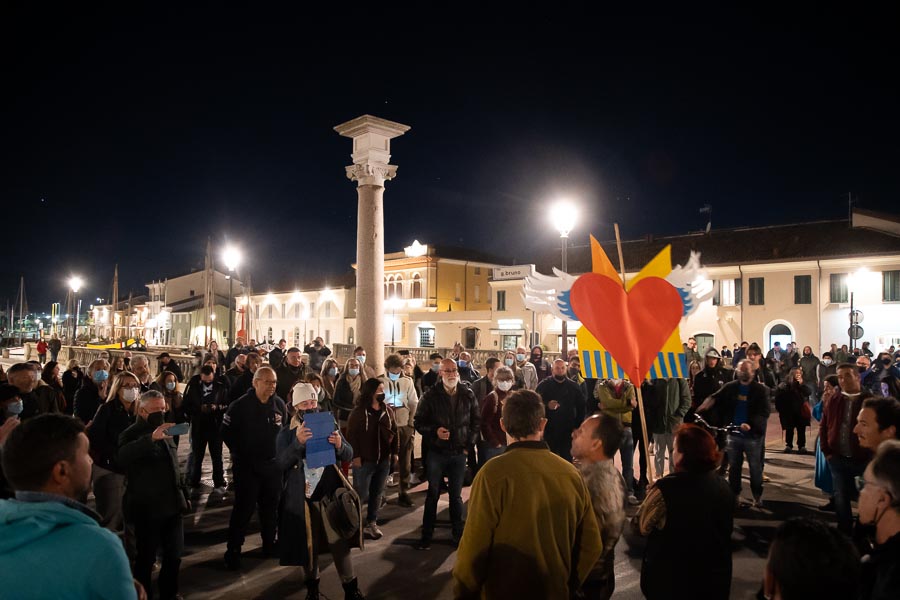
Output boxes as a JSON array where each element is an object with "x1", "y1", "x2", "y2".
[
  {"x1": 855, "y1": 476, "x2": 887, "y2": 492},
  {"x1": 441, "y1": 368, "x2": 458, "y2": 374}
]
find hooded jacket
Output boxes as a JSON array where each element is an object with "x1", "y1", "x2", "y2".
[
  {"x1": 378, "y1": 373, "x2": 419, "y2": 428},
  {"x1": 0, "y1": 495, "x2": 136, "y2": 598}
]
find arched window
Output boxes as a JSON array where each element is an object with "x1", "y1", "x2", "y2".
[
  {"x1": 395, "y1": 274, "x2": 404, "y2": 298},
  {"x1": 412, "y1": 273, "x2": 422, "y2": 299},
  {"x1": 347, "y1": 327, "x2": 355, "y2": 345}
]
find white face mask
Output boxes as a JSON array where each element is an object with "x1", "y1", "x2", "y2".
[
  {"x1": 122, "y1": 387, "x2": 139, "y2": 404},
  {"x1": 823, "y1": 358, "x2": 834, "y2": 366},
  {"x1": 496, "y1": 380, "x2": 513, "y2": 392}
]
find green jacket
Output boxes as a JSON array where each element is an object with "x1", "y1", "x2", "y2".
[
  {"x1": 650, "y1": 378, "x2": 691, "y2": 435},
  {"x1": 594, "y1": 381, "x2": 635, "y2": 426}
]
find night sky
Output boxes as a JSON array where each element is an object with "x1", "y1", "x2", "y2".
[{"x1": 4, "y1": 8, "x2": 898, "y2": 311}]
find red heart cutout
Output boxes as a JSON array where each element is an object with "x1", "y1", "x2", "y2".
[{"x1": 570, "y1": 274, "x2": 683, "y2": 381}]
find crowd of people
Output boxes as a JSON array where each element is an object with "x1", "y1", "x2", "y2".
[{"x1": 0, "y1": 335, "x2": 898, "y2": 599}]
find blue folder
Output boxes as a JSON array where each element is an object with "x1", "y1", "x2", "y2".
[{"x1": 304, "y1": 412, "x2": 338, "y2": 469}]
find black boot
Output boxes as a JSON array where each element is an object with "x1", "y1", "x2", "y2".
[
  {"x1": 342, "y1": 577, "x2": 366, "y2": 600},
  {"x1": 305, "y1": 578, "x2": 320, "y2": 600}
]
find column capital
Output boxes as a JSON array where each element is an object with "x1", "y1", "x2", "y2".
[{"x1": 345, "y1": 162, "x2": 398, "y2": 187}]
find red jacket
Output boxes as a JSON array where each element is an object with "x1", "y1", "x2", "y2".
[
  {"x1": 818, "y1": 390, "x2": 872, "y2": 463},
  {"x1": 36, "y1": 341, "x2": 48, "y2": 354}
]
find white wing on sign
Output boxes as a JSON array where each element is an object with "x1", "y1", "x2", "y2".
[
  {"x1": 666, "y1": 251, "x2": 716, "y2": 317},
  {"x1": 522, "y1": 268, "x2": 579, "y2": 322}
]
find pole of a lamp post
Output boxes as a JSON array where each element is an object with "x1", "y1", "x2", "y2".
[
  {"x1": 561, "y1": 233, "x2": 568, "y2": 356},
  {"x1": 228, "y1": 273, "x2": 234, "y2": 347},
  {"x1": 391, "y1": 303, "x2": 396, "y2": 347},
  {"x1": 849, "y1": 290, "x2": 854, "y2": 351}
]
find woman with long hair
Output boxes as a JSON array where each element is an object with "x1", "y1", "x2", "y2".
[
  {"x1": 333, "y1": 358, "x2": 364, "y2": 477},
  {"x1": 775, "y1": 367, "x2": 811, "y2": 454},
  {"x1": 320, "y1": 358, "x2": 340, "y2": 411},
  {"x1": 39, "y1": 360, "x2": 65, "y2": 412},
  {"x1": 346, "y1": 378, "x2": 398, "y2": 541},
  {"x1": 61, "y1": 358, "x2": 83, "y2": 415},
  {"x1": 502, "y1": 350, "x2": 527, "y2": 390},
  {"x1": 87, "y1": 371, "x2": 139, "y2": 532},
  {"x1": 636, "y1": 424, "x2": 734, "y2": 599},
  {"x1": 109, "y1": 355, "x2": 127, "y2": 377}
]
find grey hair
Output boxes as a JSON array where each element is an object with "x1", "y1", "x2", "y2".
[
  {"x1": 492, "y1": 366, "x2": 514, "y2": 382},
  {"x1": 253, "y1": 366, "x2": 276, "y2": 382},
  {"x1": 140, "y1": 389, "x2": 165, "y2": 407},
  {"x1": 130, "y1": 355, "x2": 149, "y2": 368}
]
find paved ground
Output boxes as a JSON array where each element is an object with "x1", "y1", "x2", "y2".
[{"x1": 143, "y1": 414, "x2": 834, "y2": 600}]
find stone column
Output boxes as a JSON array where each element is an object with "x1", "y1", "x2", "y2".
[{"x1": 335, "y1": 115, "x2": 410, "y2": 373}]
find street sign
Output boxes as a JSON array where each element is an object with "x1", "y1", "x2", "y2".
[
  {"x1": 850, "y1": 310, "x2": 865, "y2": 324},
  {"x1": 848, "y1": 325, "x2": 864, "y2": 340}
]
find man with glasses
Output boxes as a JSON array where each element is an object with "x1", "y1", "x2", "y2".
[
  {"x1": 221, "y1": 366, "x2": 287, "y2": 570},
  {"x1": 856, "y1": 440, "x2": 900, "y2": 600},
  {"x1": 414, "y1": 358, "x2": 480, "y2": 549}
]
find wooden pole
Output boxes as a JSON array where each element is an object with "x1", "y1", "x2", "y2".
[{"x1": 614, "y1": 223, "x2": 655, "y2": 483}]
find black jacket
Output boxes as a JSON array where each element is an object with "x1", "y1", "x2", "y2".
[
  {"x1": 87, "y1": 400, "x2": 135, "y2": 474},
  {"x1": 303, "y1": 343, "x2": 332, "y2": 373},
  {"x1": 471, "y1": 376, "x2": 493, "y2": 405},
  {"x1": 268, "y1": 347, "x2": 286, "y2": 370},
  {"x1": 535, "y1": 376, "x2": 586, "y2": 461},
  {"x1": 118, "y1": 418, "x2": 184, "y2": 520},
  {"x1": 221, "y1": 389, "x2": 288, "y2": 463},
  {"x1": 414, "y1": 382, "x2": 480, "y2": 453},
  {"x1": 692, "y1": 367, "x2": 728, "y2": 407},
  {"x1": 229, "y1": 369, "x2": 255, "y2": 403},
  {"x1": 774, "y1": 381, "x2": 811, "y2": 429},
  {"x1": 276, "y1": 363, "x2": 309, "y2": 401},
  {"x1": 706, "y1": 380, "x2": 771, "y2": 437},
  {"x1": 73, "y1": 380, "x2": 103, "y2": 424},
  {"x1": 183, "y1": 376, "x2": 230, "y2": 431},
  {"x1": 860, "y1": 532, "x2": 900, "y2": 600}
]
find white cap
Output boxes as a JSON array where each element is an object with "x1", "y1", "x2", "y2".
[{"x1": 291, "y1": 382, "x2": 318, "y2": 406}]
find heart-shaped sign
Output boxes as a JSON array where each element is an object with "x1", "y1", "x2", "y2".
[{"x1": 570, "y1": 274, "x2": 683, "y2": 381}]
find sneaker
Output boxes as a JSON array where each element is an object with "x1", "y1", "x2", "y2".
[
  {"x1": 409, "y1": 473, "x2": 422, "y2": 485},
  {"x1": 386, "y1": 473, "x2": 399, "y2": 488},
  {"x1": 364, "y1": 523, "x2": 383, "y2": 540},
  {"x1": 398, "y1": 493, "x2": 416, "y2": 508},
  {"x1": 416, "y1": 538, "x2": 431, "y2": 550},
  {"x1": 626, "y1": 493, "x2": 640, "y2": 506},
  {"x1": 783, "y1": 446, "x2": 792, "y2": 454},
  {"x1": 751, "y1": 498, "x2": 764, "y2": 510},
  {"x1": 224, "y1": 550, "x2": 241, "y2": 571},
  {"x1": 797, "y1": 447, "x2": 808, "y2": 455}
]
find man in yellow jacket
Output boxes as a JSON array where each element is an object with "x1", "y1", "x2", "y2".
[{"x1": 452, "y1": 390, "x2": 603, "y2": 599}]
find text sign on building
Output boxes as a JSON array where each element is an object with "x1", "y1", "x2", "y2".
[{"x1": 492, "y1": 265, "x2": 535, "y2": 281}]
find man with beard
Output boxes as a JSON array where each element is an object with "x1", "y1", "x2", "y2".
[
  {"x1": 536, "y1": 359, "x2": 586, "y2": 462},
  {"x1": 0, "y1": 414, "x2": 141, "y2": 598},
  {"x1": 699, "y1": 359, "x2": 771, "y2": 508}
]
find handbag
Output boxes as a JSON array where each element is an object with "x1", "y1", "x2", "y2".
[
  {"x1": 323, "y1": 486, "x2": 360, "y2": 539},
  {"x1": 800, "y1": 400, "x2": 812, "y2": 421}
]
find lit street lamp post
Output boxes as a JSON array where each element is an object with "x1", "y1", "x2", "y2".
[
  {"x1": 551, "y1": 201, "x2": 578, "y2": 356},
  {"x1": 223, "y1": 246, "x2": 242, "y2": 348},
  {"x1": 388, "y1": 296, "x2": 403, "y2": 347},
  {"x1": 68, "y1": 276, "x2": 83, "y2": 343}
]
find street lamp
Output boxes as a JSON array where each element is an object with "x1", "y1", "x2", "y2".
[
  {"x1": 551, "y1": 201, "x2": 578, "y2": 355},
  {"x1": 68, "y1": 276, "x2": 83, "y2": 343},
  {"x1": 847, "y1": 267, "x2": 869, "y2": 351},
  {"x1": 388, "y1": 296, "x2": 404, "y2": 347},
  {"x1": 222, "y1": 246, "x2": 242, "y2": 347}
]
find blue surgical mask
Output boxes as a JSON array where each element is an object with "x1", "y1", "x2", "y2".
[
  {"x1": 504, "y1": 358, "x2": 514, "y2": 367},
  {"x1": 356, "y1": 355, "x2": 366, "y2": 364},
  {"x1": 516, "y1": 353, "x2": 526, "y2": 362},
  {"x1": 93, "y1": 370, "x2": 109, "y2": 383},
  {"x1": 388, "y1": 372, "x2": 400, "y2": 381},
  {"x1": 431, "y1": 363, "x2": 440, "y2": 372},
  {"x1": 458, "y1": 360, "x2": 468, "y2": 368},
  {"x1": 165, "y1": 381, "x2": 177, "y2": 391},
  {"x1": 6, "y1": 400, "x2": 23, "y2": 416},
  {"x1": 328, "y1": 367, "x2": 338, "y2": 377},
  {"x1": 349, "y1": 368, "x2": 360, "y2": 377}
]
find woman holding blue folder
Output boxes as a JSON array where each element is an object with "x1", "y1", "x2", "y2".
[{"x1": 277, "y1": 381, "x2": 365, "y2": 600}]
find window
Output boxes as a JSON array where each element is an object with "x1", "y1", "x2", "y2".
[
  {"x1": 309, "y1": 302, "x2": 315, "y2": 316},
  {"x1": 395, "y1": 275, "x2": 403, "y2": 298},
  {"x1": 295, "y1": 304, "x2": 300, "y2": 319},
  {"x1": 830, "y1": 274, "x2": 849, "y2": 303},
  {"x1": 712, "y1": 279, "x2": 742, "y2": 306},
  {"x1": 281, "y1": 303, "x2": 286, "y2": 319},
  {"x1": 309, "y1": 330, "x2": 314, "y2": 342},
  {"x1": 325, "y1": 330, "x2": 331, "y2": 344},
  {"x1": 324, "y1": 302, "x2": 331, "y2": 318},
  {"x1": 189, "y1": 289, "x2": 195, "y2": 296},
  {"x1": 497, "y1": 290, "x2": 507, "y2": 311},
  {"x1": 474, "y1": 267, "x2": 481, "y2": 275},
  {"x1": 419, "y1": 327, "x2": 435, "y2": 348},
  {"x1": 266, "y1": 305, "x2": 273, "y2": 319},
  {"x1": 474, "y1": 284, "x2": 481, "y2": 303},
  {"x1": 794, "y1": 275, "x2": 812, "y2": 304},
  {"x1": 748, "y1": 277, "x2": 765, "y2": 305},
  {"x1": 454, "y1": 283, "x2": 461, "y2": 302},
  {"x1": 293, "y1": 327, "x2": 300, "y2": 347},
  {"x1": 412, "y1": 274, "x2": 422, "y2": 298},
  {"x1": 884, "y1": 271, "x2": 900, "y2": 302},
  {"x1": 266, "y1": 327, "x2": 273, "y2": 341},
  {"x1": 255, "y1": 304, "x2": 260, "y2": 320}
]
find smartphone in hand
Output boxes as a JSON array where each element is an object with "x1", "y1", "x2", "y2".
[{"x1": 165, "y1": 422, "x2": 191, "y2": 436}]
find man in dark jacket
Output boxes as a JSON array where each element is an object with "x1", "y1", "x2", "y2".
[
  {"x1": 267, "y1": 339, "x2": 287, "y2": 370},
  {"x1": 857, "y1": 440, "x2": 900, "y2": 600},
  {"x1": 221, "y1": 366, "x2": 287, "y2": 570},
  {"x1": 414, "y1": 358, "x2": 480, "y2": 549},
  {"x1": 303, "y1": 337, "x2": 332, "y2": 374},
  {"x1": 229, "y1": 353, "x2": 261, "y2": 403},
  {"x1": 820, "y1": 363, "x2": 873, "y2": 533},
  {"x1": 225, "y1": 353, "x2": 246, "y2": 385},
  {"x1": 691, "y1": 348, "x2": 728, "y2": 419},
  {"x1": 535, "y1": 359, "x2": 586, "y2": 462},
  {"x1": 699, "y1": 359, "x2": 771, "y2": 507},
  {"x1": 158, "y1": 353, "x2": 184, "y2": 383},
  {"x1": 471, "y1": 357, "x2": 499, "y2": 405},
  {"x1": 224, "y1": 338, "x2": 244, "y2": 370},
  {"x1": 183, "y1": 365, "x2": 230, "y2": 491},
  {"x1": 118, "y1": 391, "x2": 185, "y2": 600},
  {"x1": 275, "y1": 348, "x2": 309, "y2": 403},
  {"x1": 456, "y1": 352, "x2": 479, "y2": 384}
]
